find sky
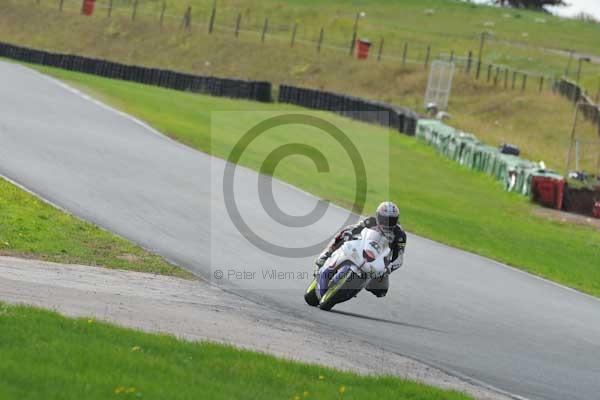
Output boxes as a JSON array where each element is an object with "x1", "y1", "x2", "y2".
[{"x1": 471, "y1": 0, "x2": 600, "y2": 20}]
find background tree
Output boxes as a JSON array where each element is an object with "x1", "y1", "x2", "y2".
[{"x1": 494, "y1": 0, "x2": 566, "y2": 10}]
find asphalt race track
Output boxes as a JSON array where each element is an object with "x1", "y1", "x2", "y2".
[{"x1": 1, "y1": 62, "x2": 599, "y2": 400}]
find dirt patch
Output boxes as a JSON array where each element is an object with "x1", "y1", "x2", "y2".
[
  {"x1": 0, "y1": 256, "x2": 513, "y2": 400},
  {"x1": 533, "y1": 206, "x2": 600, "y2": 231}
]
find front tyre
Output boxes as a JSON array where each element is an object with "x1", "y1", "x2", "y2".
[
  {"x1": 304, "y1": 278, "x2": 319, "y2": 307},
  {"x1": 318, "y1": 269, "x2": 362, "y2": 311}
]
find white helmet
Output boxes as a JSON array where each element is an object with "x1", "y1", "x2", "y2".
[{"x1": 376, "y1": 201, "x2": 399, "y2": 241}]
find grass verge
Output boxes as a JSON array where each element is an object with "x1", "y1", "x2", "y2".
[
  {"x1": 36, "y1": 65, "x2": 600, "y2": 297},
  {"x1": 0, "y1": 177, "x2": 192, "y2": 278},
  {"x1": 0, "y1": 303, "x2": 472, "y2": 400}
]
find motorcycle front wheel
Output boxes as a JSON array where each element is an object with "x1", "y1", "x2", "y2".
[
  {"x1": 304, "y1": 278, "x2": 319, "y2": 307},
  {"x1": 318, "y1": 265, "x2": 364, "y2": 311}
]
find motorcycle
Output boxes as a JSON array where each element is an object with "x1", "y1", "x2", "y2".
[{"x1": 304, "y1": 227, "x2": 390, "y2": 311}]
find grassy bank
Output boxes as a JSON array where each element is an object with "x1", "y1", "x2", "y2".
[
  {"x1": 36, "y1": 65, "x2": 600, "y2": 296},
  {"x1": 1, "y1": 1, "x2": 599, "y2": 172},
  {"x1": 0, "y1": 177, "x2": 191, "y2": 278},
  {"x1": 0, "y1": 303, "x2": 472, "y2": 400}
]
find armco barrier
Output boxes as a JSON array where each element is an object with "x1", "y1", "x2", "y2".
[
  {"x1": 415, "y1": 119, "x2": 568, "y2": 203},
  {"x1": 0, "y1": 42, "x2": 272, "y2": 103},
  {"x1": 278, "y1": 85, "x2": 418, "y2": 135}
]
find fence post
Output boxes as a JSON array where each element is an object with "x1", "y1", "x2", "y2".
[
  {"x1": 107, "y1": 0, "x2": 113, "y2": 17},
  {"x1": 402, "y1": 42, "x2": 408, "y2": 67},
  {"x1": 235, "y1": 13, "x2": 241, "y2": 37},
  {"x1": 261, "y1": 18, "x2": 268, "y2": 43},
  {"x1": 349, "y1": 13, "x2": 359, "y2": 56},
  {"x1": 131, "y1": 0, "x2": 138, "y2": 21},
  {"x1": 449, "y1": 50, "x2": 454, "y2": 62},
  {"x1": 487, "y1": 64, "x2": 492, "y2": 82},
  {"x1": 539, "y1": 76, "x2": 544, "y2": 93},
  {"x1": 290, "y1": 23, "x2": 297, "y2": 47},
  {"x1": 424, "y1": 45, "x2": 431, "y2": 68},
  {"x1": 159, "y1": 2, "x2": 166, "y2": 27},
  {"x1": 208, "y1": 1, "x2": 216, "y2": 34},
  {"x1": 504, "y1": 69, "x2": 508, "y2": 89},
  {"x1": 494, "y1": 66, "x2": 499, "y2": 87},
  {"x1": 522, "y1": 74, "x2": 528, "y2": 92},
  {"x1": 317, "y1": 28, "x2": 325, "y2": 52},
  {"x1": 377, "y1": 37, "x2": 384, "y2": 61},
  {"x1": 466, "y1": 51, "x2": 472, "y2": 74},
  {"x1": 59, "y1": 0, "x2": 64, "y2": 12},
  {"x1": 512, "y1": 71, "x2": 517, "y2": 90},
  {"x1": 476, "y1": 32, "x2": 486, "y2": 80},
  {"x1": 182, "y1": 6, "x2": 192, "y2": 31}
]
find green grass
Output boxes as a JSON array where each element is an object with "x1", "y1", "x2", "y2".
[
  {"x1": 2, "y1": 0, "x2": 599, "y2": 172},
  {"x1": 0, "y1": 176, "x2": 192, "y2": 278},
  {"x1": 36, "y1": 65, "x2": 600, "y2": 297},
  {"x1": 0, "y1": 303, "x2": 472, "y2": 400}
]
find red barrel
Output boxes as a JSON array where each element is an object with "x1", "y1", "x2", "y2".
[
  {"x1": 531, "y1": 176, "x2": 565, "y2": 210},
  {"x1": 355, "y1": 39, "x2": 371, "y2": 60},
  {"x1": 81, "y1": 0, "x2": 95, "y2": 16}
]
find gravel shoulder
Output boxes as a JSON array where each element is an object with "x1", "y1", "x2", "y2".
[{"x1": 0, "y1": 256, "x2": 512, "y2": 400}]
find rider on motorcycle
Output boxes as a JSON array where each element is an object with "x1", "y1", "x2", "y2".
[{"x1": 315, "y1": 201, "x2": 407, "y2": 298}]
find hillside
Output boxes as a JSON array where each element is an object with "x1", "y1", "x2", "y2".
[{"x1": 1, "y1": 0, "x2": 599, "y2": 172}]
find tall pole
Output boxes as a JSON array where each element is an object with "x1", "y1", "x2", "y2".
[
  {"x1": 349, "y1": 12, "x2": 359, "y2": 56},
  {"x1": 565, "y1": 102, "x2": 581, "y2": 174}
]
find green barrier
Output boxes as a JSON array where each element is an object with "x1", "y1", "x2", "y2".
[{"x1": 416, "y1": 118, "x2": 551, "y2": 197}]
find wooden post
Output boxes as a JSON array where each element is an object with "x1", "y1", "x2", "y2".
[
  {"x1": 377, "y1": 37, "x2": 384, "y2": 61},
  {"x1": 424, "y1": 45, "x2": 431, "y2": 68},
  {"x1": 59, "y1": 0, "x2": 64, "y2": 12},
  {"x1": 539, "y1": 76, "x2": 545, "y2": 93},
  {"x1": 131, "y1": 0, "x2": 138, "y2": 21},
  {"x1": 487, "y1": 64, "x2": 492, "y2": 82},
  {"x1": 522, "y1": 74, "x2": 527, "y2": 92},
  {"x1": 449, "y1": 50, "x2": 454, "y2": 62},
  {"x1": 476, "y1": 32, "x2": 486, "y2": 80},
  {"x1": 494, "y1": 66, "x2": 499, "y2": 87},
  {"x1": 159, "y1": 2, "x2": 166, "y2": 27},
  {"x1": 182, "y1": 6, "x2": 192, "y2": 31},
  {"x1": 290, "y1": 23, "x2": 297, "y2": 48},
  {"x1": 235, "y1": 13, "x2": 241, "y2": 37},
  {"x1": 208, "y1": 1, "x2": 216, "y2": 34},
  {"x1": 107, "y1": 0, "x2": 113, "y2": 18},
  {"x1": 402, "y1": 42, "x2": 408, "y2": 66},
  {"x1": 504, "y1": 69, "x2": 509, "y2": 89},
  {"x1": 466, "y1": 51, "x2": 472, "y2": 74},
  {"x1": 317, "y1": 28, "x2": 324, "y2": 53},
  {"x1": 349, "y1": 12, "x2": 359, "y2": 56},
  {"x1": 261, "y1": 18, "x2": 268, "y2": 43},
  {"x1": 512, "y1": 71, "x2": 517, "y2": 90}
]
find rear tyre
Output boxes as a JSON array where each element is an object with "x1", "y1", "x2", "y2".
[{"x1": 304, "y1": 278, "x2": 319, "y2": 307}]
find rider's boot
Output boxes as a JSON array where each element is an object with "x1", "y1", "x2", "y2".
[{"x1": 313, "y1": 250, "x2": 331, "y2": 276}]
